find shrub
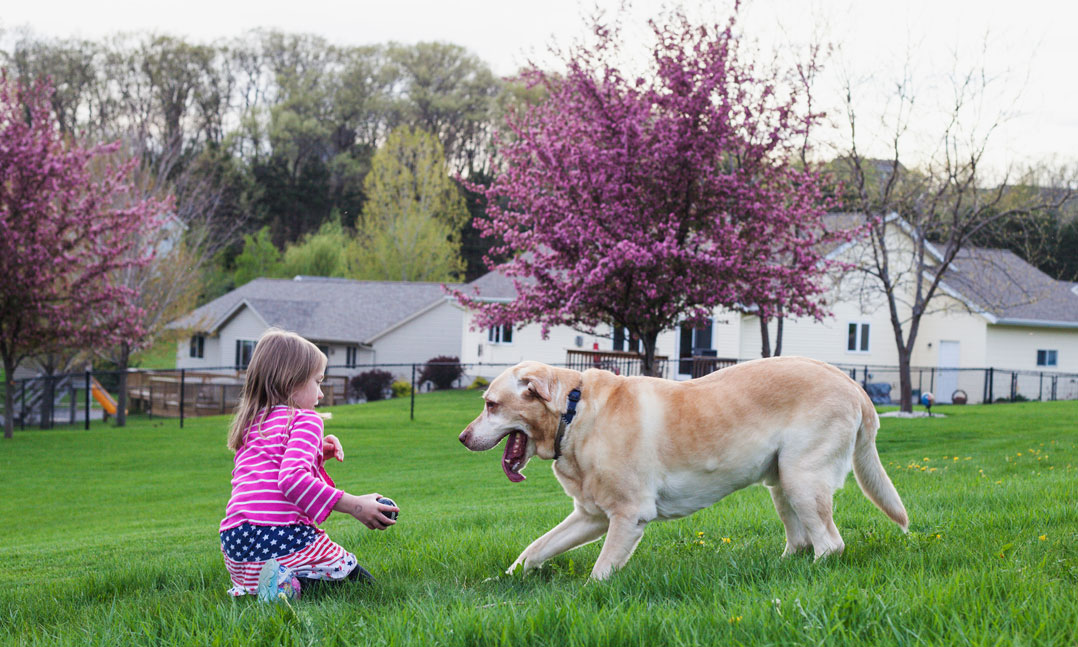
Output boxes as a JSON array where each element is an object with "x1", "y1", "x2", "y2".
[
  {"x1": 419, "y1": 355, "x2": 464, "y2": 390},
  {"x1": 391, "y1": 380, "x2": 412, "y2": 399},
  {"x1": 351, "y1": 369, "x2": 394, "y2": 402},
  {"x1": 467, "y1": 376, "x2": 490, "y2": 390}
]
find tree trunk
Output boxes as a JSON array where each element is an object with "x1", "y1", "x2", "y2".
[
  {"x1": 3, "y1": 352, "x2": 16, "y2": 439},
  {"x1": 759, "y1": 316, "x2": 772, "y2": 358},
  {"x1": 897, "y1": 349, "x2": 913, "y2": 413},
  {"x1": 116, "y1": 343, "x2": 129, "y2": 427},
  {"x1": 640, "y1": 331, "x2": 661, "y2": 377},
  {"x1": 774, "y1": 316, "x2": 784, "y2": 357}
]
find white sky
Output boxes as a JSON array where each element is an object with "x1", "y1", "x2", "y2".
[{"x1": 3, "y1": 0, "x2": 1075, "y2": 177}]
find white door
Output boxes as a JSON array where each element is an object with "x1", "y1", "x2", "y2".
[{"x1": 937, "y1": 341, "x2": 960, "y2": 403}]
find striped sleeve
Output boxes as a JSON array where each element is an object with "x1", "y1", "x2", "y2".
[{"x1": 277, "y1": 411, "x2": 343, "y2": 524}]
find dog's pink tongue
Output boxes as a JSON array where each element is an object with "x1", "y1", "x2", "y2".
[{"x1": 502, "y1": 431, "x2": 526, "y2": 482}]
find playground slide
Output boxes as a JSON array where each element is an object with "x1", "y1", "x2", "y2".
[{"x1": 90, "y1": 378, "x2": 120, "y2": 416}]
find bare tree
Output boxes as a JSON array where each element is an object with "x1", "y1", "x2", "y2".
[{"x1": 838, "y1": 53, "x2": 1075, "y2": 412}]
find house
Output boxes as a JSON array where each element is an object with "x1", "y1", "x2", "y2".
[
  {"x1": 457, "y1": 214, "x2": 1078, "y2": 403},
  {"x1": 169, "y1": 276, "x2": 463, "y2": 378}
]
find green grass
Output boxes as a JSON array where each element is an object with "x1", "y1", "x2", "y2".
[{"x1": 1, "y1": 394, "x2": 1076, "y2": 646}]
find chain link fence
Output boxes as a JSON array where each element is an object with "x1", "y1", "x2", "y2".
[{"x1": 3, "y1": 358, "x2": 1076, "y2": 430}]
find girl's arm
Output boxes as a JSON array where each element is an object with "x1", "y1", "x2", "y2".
[
  {"x1": 333, "y1": 493, "x2": 399, "y2": 530},
  {"x1": 278, "y1": 412, "x2": 344, "y2": 524}
]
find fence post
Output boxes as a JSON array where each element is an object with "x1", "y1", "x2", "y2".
[
  {"x1": 1051, "y1": 375, "x2": 1058, "y2": 401},
  {"x1": 1039, "y1": 372, "x2": 1043, "y2": 401},
  {"x1": 19, "y1": 381, "x2": 26, "y2": 430},
  {"x1": 179, "y1": 369, "x2": 185, "y2": 429},
  {"x1": 987, "y1": 368, "x2": 994, "y2": 403},
  {"x1": 410, "y1": 364, "x2": 416, "y2": 421},
  {"x1": 70, "y1": 379, "x2": 76, "y2": 425},
  {"x1": 84, "y1": 370, "x2": 91, "y2": 430},
  {"x1": 862, "y1": 365, "x2": 868, "y2": 388},
  {"x1": 1010, "y1": 372, "x2": 1017, "y2": 401}
]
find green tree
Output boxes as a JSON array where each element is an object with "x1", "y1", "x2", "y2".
[
  {"x1": 353, "y1": 126, "x2": 467, "y2": 282},
  {"x1": 233, "y1": 226, "x2": 283, "y2": 285},
  {"x1": 281, "y1": 217, "x2": 351, "y2": 278}
]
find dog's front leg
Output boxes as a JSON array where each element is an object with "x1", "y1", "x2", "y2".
[
  {"x1": 589, "y1": 514, "x2": 647, "y2": 581},
  {"x1": 507, "y1": 508, "x2": 608, "y2": 576}
]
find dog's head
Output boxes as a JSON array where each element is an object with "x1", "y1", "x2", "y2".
[{"x1": 458, "y1": 361, "x2": 570, "y2": 482}]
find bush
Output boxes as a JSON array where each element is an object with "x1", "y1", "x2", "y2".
[
  {"x1": 391, "y1": 379, "x2": 412, "y2": 399},
  {"x1": 351, "y1": 369, "x2": 394, "y2": 402},
  {"x1": 467, "y1": 376, "x2": 489, "y2": 390},
  {"x1": 419, "y1": 356, "x2": 464, "y2": 390}
]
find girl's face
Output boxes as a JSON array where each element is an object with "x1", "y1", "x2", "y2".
[{"x1": 292, "y1": 371, "x2": 324, "y2": 410}]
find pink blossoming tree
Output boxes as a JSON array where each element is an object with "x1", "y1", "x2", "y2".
[
  {"x1": 455, "y1": 10, "x2": 841, "y2": 375},
  {"x1": 0, "y1": 74, "x2": 168, "y2": 438}
]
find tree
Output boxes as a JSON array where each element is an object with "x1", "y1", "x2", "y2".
[
  {"x1": 353, "y1": 125, "x2": 467, "y2": 282},
  {"x1": 0, "y1": 75, "x2": 168, "y2": 438},
  {"x1": 280, "y1": 217, "x2": 351, "y2": 278},
  {"x1": 455, "y1": 9, "x2": 837, "y2": 376},
  {"x1": 233, "y1": 226, "x2": 283, "y2": 285},
  {"x1": 838, "y1": 59, "x2": 1075, "y2": 412}
]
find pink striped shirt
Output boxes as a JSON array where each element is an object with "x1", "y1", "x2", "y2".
[{"x1": 220, "y1": 406, "x2": 343, "y2": 532}]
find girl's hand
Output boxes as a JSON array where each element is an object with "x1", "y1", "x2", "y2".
[
  {"x1": 323, "y1": 434, "x2": 344, "y2": 462},
  {"x1": 334, "y1": 493, "x2": 398, "y2": 530}
]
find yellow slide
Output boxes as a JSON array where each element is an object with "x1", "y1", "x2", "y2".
[{"x1": 90, "y1": 377, "x2": 121, "y2": 416}]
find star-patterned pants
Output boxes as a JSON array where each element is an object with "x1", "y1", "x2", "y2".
[{"x1": 220, "y1": 522, "x2": 359, "y2": 596}]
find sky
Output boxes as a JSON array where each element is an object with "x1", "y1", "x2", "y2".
[{"x1": 3, "y1": 0, "x2": 1075, "y2": 177}]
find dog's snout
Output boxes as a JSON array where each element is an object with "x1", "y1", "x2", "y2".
[{"x1": 459, "y1": 429, "x2": 471, "y2": 446}]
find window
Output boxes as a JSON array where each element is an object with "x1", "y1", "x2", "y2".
[
  {"x1": 235, "y1": 339, "x2": 256, "y2": 368},
  {"x1": 488, "y1": 325, "x2": 513, "y2": 344},
  {"x1": 346, "y1": 346, "x2": 358, "y2": 368},
  {"x1": 847, "y1": 323, "x2": 870, "y2": 352},
  {"x1": 317, "y1": 344, "x2": 330, "y2": 358},
  {"x1": 678, "y1": 318, "x2": 713, "y2": 374},
  {"x1": 612, "y1": 326, "x2": 640, "y2": 353},
  {"x1": 1037, "y1": 349, "x2": 1058, "y2": 367},
  {"x1": 189, "y1": 335, "x2": 204, "y2": 359}
]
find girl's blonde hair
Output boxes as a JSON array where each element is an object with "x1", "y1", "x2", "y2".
[{"x1": 227, "y1": 328, "x2": 327, "y2": 452}]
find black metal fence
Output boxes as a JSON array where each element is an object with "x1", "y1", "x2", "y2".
[{"x1": 3, "y1": 359, "x2": 1076, "y2": 430}]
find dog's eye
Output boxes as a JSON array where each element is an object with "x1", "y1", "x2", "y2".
[{"x1": 485, "y1": 401, "x2": 497, "y2": 412}]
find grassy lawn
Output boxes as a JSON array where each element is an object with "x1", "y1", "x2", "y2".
[{"x1": 0, "y1": 393, "x2": 1075, "y2": 646}]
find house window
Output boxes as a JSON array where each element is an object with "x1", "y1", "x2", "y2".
[
  {"x1": 1036, "y1": 349, "x2": 1058, "y2": 367},
  {"x1": 189, "y1": 335, "x2": 204, "y2": 359},
  {"x1": 235, "y1": 339, "x2": 256, "y2": 368},
  {"x1": 847, "y1": 323, "x2": 870, "y2": 352},
  {"x1": 346, "y1": 346, "x2": 358, "y2": 368},
  {"x1": 612, "y1": 326, "x2": 640, "y2": 353},
  {"x1": 678, "y1": 318, "x2": 713, "y2": 375},
  {"x1": 317, "y1": 344, "x2": 330, "y2": 358},
  {"x1": 488, "y1": 325, "x2": 513, "y2": 344}
]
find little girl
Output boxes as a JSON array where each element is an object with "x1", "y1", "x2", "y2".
[{"x1": 219, "y1": 328, "x2": 398, "y2": 598}]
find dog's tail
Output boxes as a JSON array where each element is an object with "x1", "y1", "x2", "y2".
[{"x1": 852, "y1": 393, "x2": 909, "y2": 531}]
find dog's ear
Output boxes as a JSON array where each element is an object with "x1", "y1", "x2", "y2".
[{"x1": 520, "y1": 373, "x2": 552, "y2": 402}]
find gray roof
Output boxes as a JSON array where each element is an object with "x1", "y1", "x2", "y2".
[
  {"x1": 170, "y1": 276, "x2": 458, "y2": 344},
  {"x1": 943, "y1": 248, "x2": 1078, "y2": 325}
]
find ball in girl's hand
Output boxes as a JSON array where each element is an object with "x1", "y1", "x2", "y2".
[{"x1": 377, "y1": 497, "x2": 399, "y2": 521}]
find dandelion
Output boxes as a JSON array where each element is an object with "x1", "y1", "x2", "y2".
[
  {"x1": 1017, "y1": 452, "x2": 1022, "y2": 456},
  {"x1": 924, "y1": 457, "x2": 930, "y2": 462},
  {"x1": 1039, "y1": 535, "x2": 1047, "y2": 541},
  {"x1": 935, "y1": 534, "x2": 942, "y2": 539},
  {"x1": 698, "y1": 540, "x2": 705, "y2": 546},
  {"x1": 697, "y1": 531, "x2": 704, "y2": 537},
  {"x1": 729, "y1": 616, "x2": 742, "y2": 625},
  {"x1": 723, "y1": 537, "x2": 732, "y2": 544}
]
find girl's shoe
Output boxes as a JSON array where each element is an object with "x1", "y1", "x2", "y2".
[{"x1": 257, "y1": 559, "x2": 301, "y2": 602}]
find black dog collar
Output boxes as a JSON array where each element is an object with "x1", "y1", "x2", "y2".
[{"x1": 553, "y1": 387, "x2": 581, "y2": 460}]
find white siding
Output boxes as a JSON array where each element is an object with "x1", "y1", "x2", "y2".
[
  {"x1": 986, "y1": 325, "x2": 1078, "y2": 372},
  {"x1": 177, "y1": 307, "x2": 268, "y2": 370},
  {"x1": 370, "y1": 300, "x2": 465, "y2": 380}
]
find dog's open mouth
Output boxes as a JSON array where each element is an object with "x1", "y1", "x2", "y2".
[{"x1": 502, "y1": 430, "x2": 528, "y2": 482}]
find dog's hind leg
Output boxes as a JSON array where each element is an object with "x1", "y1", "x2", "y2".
[
  {"x1": 589, "y1": 514, "x2": 647, "y2": 581},
  {"x1": 507, "y1": 508, "x2": 608, "y2": 576},
  {"x1": 768, "y1": 484, "x2": 811, "y2": 557},
  {"x1": 779, "y1": 470, "x2": 845, "y2": 560}
]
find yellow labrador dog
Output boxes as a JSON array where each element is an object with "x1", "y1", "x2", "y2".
[{"x1": 458, "y1": 356, "x2": 908, "y2": 580}]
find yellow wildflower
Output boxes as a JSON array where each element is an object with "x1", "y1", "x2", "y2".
[
  {"x1": 1039, "y1": 535, "x2": 1047, "y2": 541},
  {"x1": 722, "y1": 537, "x2": 732, "y2": 544},
  {"x1": 729, "y1": 616, "x2": 742, "y2": 625}
]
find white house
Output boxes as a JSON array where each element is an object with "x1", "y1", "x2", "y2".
[
  {"x1": 169, "y1": 276, "x2": 464, "y2": 379},
  {"x1": 457, "y1": 214, "x2": 1078, "y2": 403}
]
